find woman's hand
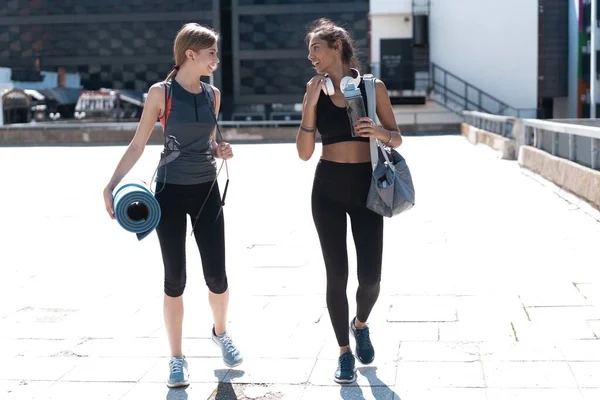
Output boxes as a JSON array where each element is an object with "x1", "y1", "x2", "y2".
[
  {"x1": 216, "y1": 142, "x2": 233, "y2": 160},
  {"x1": 354, "y1": 117, "x2": 391, "y2": 142},
  {"x1": 103, "y1": 186, "x2": 115, "y2": 219},
  {"x1": 304, "y1": 74, "x2": 325, "y2": 109}
]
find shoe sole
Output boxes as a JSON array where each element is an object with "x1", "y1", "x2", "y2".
[
  {"x1": 350, "y1": 326, "x2": 375, "y2": 365},
  {"x1": 334, "y1": 373, "x2": 357, "y2": 385},
  {"x1": 166, "y1": 380, "x2": 190, "y2": 388},
  {"x1": 212, "y1": 336, "x2": 243, "y2": 368}
]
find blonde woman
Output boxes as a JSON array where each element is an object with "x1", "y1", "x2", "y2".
[{"x1": 103, "y1": 23, "x2": 242, "y2": 388}]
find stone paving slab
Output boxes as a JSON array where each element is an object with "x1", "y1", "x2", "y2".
[{"x1": 1, "y1": 137, "x2": 600, "y2": 399}]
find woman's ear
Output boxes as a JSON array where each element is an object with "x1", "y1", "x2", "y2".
[{"x1": 335, "y1": 39, "x2": 343, "y2": 53}]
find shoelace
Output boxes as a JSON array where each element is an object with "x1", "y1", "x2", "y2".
[
  {"x1": 219, "y1": 333, "x2": 237, "y2": 354},
  {"x1": 355, "y1": 327, "x2": 372, "y2": 349},
  {"x1": 339, "y1": 353, "x2": 354, "y2": 370},
  {"x1": 169, "y1": 358, "x2": 184, "y2": 374}
]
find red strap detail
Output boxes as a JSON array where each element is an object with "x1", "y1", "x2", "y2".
[
  {"x1": 160, "y1": 83, "x2": 172, "y2": 131},
  {"x1": 208, "y1": 85, "x2": 217, "y2": 111}
]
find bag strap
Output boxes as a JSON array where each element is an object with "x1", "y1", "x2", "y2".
[
  {"x1": 200, "y1": 81, "x2": 225, "y2": 144},
  {"x1": 363, "y1": 74, "x2": 392, "y2": 171},
  {"x1": 150, "y1": 81, "x2": 172, "y2": 194},
  {"x1": 189, "y1": 81, "x2": 230, "y2": 234},
  {"x1": 160, "y1": 80, "x2": 172, "y2": 133}
]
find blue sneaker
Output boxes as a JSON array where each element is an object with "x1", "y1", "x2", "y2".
[
  {"x1": 334, "y1": 350, "x2": 356, "y2": 384},
  {"x1": 212, "y1": 327, "x2": 243, "y2": 368},
  {"x1": 167, "y1": 356, "x2": 189, "y2": 388},
  {"x1": 350, "y1": 317, "x2": 375, "y2": 364}
]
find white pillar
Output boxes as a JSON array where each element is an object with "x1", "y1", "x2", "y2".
[{"x1": 592, "y1": 0, "x2": 597, "y2": 118}]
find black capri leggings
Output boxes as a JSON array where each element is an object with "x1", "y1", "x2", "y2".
[
  {"x1": 311, "y1": 160, "x2": 384, "y2": 347},
  {"x1": 155, "y1": 182, "x2": 228, "y2": 297}
]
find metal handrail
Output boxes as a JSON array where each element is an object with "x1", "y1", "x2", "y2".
[
  {"x1": 520, "y1": 119, "x2": 600, "y2": 169},
  {"x1": 462, "y1": 110, "x2": 516, "y2": 138},
  {"x1": 463, "y1": 111, "x2": 514, "y2": 122},
  {"x1": 431, "y1": 63, "x2": 544, "y2": 119},
  {"x1": 522, "y1": 119, "x2": 600, "y2": 140}
]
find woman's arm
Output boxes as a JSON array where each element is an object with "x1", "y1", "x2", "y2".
[
  {"x1": 102, "y1": 82, "x2": 164, "y2": 218},
  {"x1": 104, "y1": 82, "x2": 164, "y2": 191},
  {"x1": 296, "y1": 74, "x2": 324, "y2": 161},
  {"x1": 356, "y1": 79, "x2": 402, "y2": 148},
  {"x1": 296, "y1": 93, "x2": 318, "y2": 161}
]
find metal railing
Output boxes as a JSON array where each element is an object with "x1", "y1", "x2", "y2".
[
  {"x1": 5, "y1": 110, "x2": 462, "y2": 130},
  {"x1": 462, "y1": 111, "x2": 516, "y2": 138},
  {"x1": 521, "y1": 119, "x2": 600, "y2": 170},
  {"x1": 431, "y1": 63, "x2": 543, "y2": 119},
  {"x1": 460, "y1": 110, "x2": 600, "y2": 170}
]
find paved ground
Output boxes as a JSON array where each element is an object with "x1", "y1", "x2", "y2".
[{"x1": 0, "y1": 135, "x2": 599, "y2": 399}]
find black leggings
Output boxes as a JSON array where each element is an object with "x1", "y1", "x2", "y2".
[
  {"x1": 311, "y1": 160, "x2": 383, "y2": 347},
  {"x1": 155, "y1": 182, "x2": 227, "y2": 297}
]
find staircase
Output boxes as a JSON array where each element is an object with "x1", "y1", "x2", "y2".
[{"x1": 428, "y1": 63, "x2": 542, "y2": 119}]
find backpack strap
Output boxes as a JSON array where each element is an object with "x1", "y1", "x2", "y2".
[
  {"x1": 363, "y1": 73, "x2": 392, "y2": 171},
  {"x1": 191, "y1": 81, "x2": 229, "y2": 234},
  {"x1": 159, "y1": 80, "x2": 172, "y2": 131},
  {"x1": 362, "y1": 74, "x2": 378, "y2": 123},
  {"x1": 204, "y1": 82, "x2": 217, "y2": 111},
  {"x1": 200, "y1": 81, "x2": 224, "y2": 143}
]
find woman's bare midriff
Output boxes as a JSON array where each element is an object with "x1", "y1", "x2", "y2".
[{"x1": 321, "y1": 141, "x2": 371, "y2": 163}]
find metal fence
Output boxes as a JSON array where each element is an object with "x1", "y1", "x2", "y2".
[
  {"x1": 432, "y1": 63, "x2": 543, "y2": 119},
  {"x1": 462, "y1": 111, "x2": 516, "y2": 138},
  {"x1": 462, "y1": 110, "x2": 600, "y2": 171},
  {"x1": 522, "y1": 119, "x2": 600, "y2": 170}
]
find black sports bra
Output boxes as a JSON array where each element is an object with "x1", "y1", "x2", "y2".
[{"x1": 315, "y1": 79, "x2": 370, "y2": 146}]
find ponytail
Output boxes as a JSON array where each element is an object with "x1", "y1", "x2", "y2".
[{"x1": 165, "y1": 65, "x2": 180, "y2": 81}]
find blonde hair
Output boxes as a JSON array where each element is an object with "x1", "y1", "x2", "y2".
[{"x1": 166, "y1": 23, "x2": 219, "y2": 80}]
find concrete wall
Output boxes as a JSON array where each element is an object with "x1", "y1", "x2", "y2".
[
  {"x1": 0, "y1": 124, "x2": 299, "y2": 146},
  {"x1": 429, "y1": 0, "x2": 538, "y2": 109},
  {"x1": 460, "y1": 122, "x2": 516, "y2": 160},
  {"x1": 519, "y1": 145, "x2": 600, "y2": 209},
  {"x1": 0, "y1": 119, "x2": 459, "y2": 145}
]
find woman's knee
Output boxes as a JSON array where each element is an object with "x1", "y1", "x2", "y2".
[
  {"x1": 164, "y1": 279, "x2": 186, "y2": 297},
  {"x1": 358, "y1": 271, "x2": 381, "y2": 289},
  {"x1": 206, "y1": 275, "x2": 228, "y2": 294}
]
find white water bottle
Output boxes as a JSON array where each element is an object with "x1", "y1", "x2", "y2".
[{"x1": 343, "y1": 82, "x2": 367, "y2": 137}]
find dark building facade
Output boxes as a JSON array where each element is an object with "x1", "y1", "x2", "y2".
[{"x1": 0, "y1": 0, "x2": 370, "y2": 117}]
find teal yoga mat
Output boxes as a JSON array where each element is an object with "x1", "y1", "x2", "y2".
[{"x1": 113, "y1": 182, "x2": 161, "y2": 240}]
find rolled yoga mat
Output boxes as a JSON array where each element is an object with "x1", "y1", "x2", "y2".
[{"x1": 112, "y1": 181, "x2": 161, "y2": 240}]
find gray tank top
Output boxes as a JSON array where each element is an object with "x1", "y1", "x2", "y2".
[{"x1": 155, "y1": 79, "x2": 217, "y2": 185}]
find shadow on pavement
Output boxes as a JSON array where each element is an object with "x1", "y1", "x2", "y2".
[
  {"x1": 338, "y1": 366, "x2": 401, "y2": 400},
  {"x1": 166, "y1": 387, "x2": 189, "y2": 400},
  {"x1": 163, "y1": 369, "x2": 246, "y2": 400},
  {"x1": 212, "y1": 369, "x2": 246, "y2": 400}
]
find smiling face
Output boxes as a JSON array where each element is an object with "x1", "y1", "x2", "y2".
[
  {"x1": 186, "y1": 44, "x2": 219, "y2": 76},
  {"x1": 172, "y1": 23, "x2": 220, "y2": 76},
  {"x1": 307, "y1": 35, "x2": 339, "y2": 75},
  {"x1": 305, "y1": 19, "x2": 359, "y2": 75}
]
